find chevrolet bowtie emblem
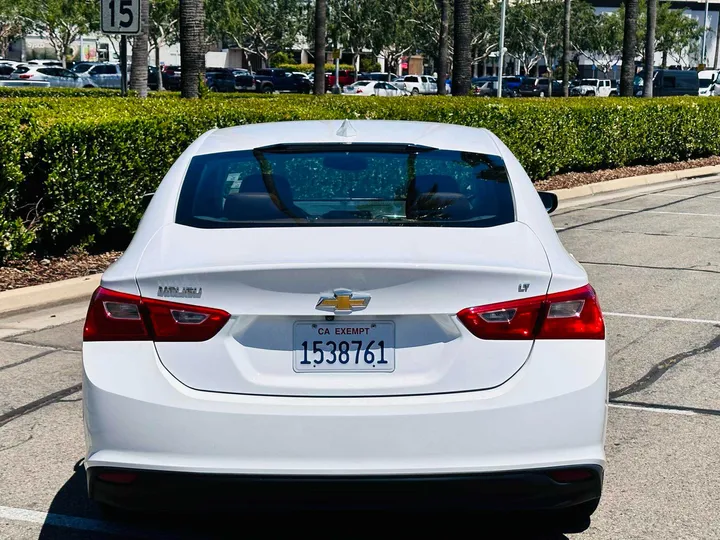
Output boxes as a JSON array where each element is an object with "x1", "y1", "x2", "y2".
[{"x1": 316, "y1": 289, "x2": 371, "y2": 314}]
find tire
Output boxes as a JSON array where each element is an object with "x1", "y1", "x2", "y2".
[
  {"x1": 262, "y1": 85, "x2": 273, "y2": 94},
  {"x1": 586, "y1": 91, "x2": 595, "y2": 97},
  {"x1": 83, "y1": 85, "x2": 94, "y2": 88},
  {"x1": 411, "y1": 88, "x2": 419, "y2": 96},
  {"x1": 539, "y1": 91, "x2": 545, "y2": 98},
  {"x1": 547, "y1": 499, "x2": 600, "y2": 534}
]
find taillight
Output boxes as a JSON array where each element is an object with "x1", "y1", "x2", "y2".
[
  {"x1": 457, "y1": 284, "x2": 604, "y2": 340},
  {"x1": 19, "y1": 74, "x2": 32, "y2": 79},
  {"x1": 83, "y1": 287, "x2": 230, "y2": 342}
]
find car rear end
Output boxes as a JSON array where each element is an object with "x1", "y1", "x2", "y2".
[{"x1": 83, "y1": 121, "x2": 606, "y2": 515}]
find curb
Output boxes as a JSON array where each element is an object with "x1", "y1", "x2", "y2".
[
  {"x1": 550, "y1": 165, "x2": 720, "y2": 201},
  {"x1": 0, "y1": 274, "x2": 100, "y2": 317}
]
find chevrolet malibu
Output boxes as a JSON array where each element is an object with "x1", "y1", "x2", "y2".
[{"x1": 82, "y1": 120, "x2": 607, "y2": 523}]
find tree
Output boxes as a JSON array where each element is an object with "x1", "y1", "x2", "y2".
[
  {"x1": 327, "y1": 0, "x2": 386, "y2": 71},
  {"x1": 313, "y1": 0, "x2": 326, "y2": 94},
  {"x1": 29, "y1": 0, "x2": 97, "y2": 67},
  {"x1": 179, "y1": 0, "x2": 205, "y2": 98},
  {"x1": 452, "y1": 0, "x2": 471, "y2": 95},
  {"x1": 562, "y1": 0, "x2": 571, "y2": 95},
  {"x1": 642, "y1": 0, "x2": 656, "y2": 97},
  {"x1": 620, "y1": 0, "x2": 638, "y2": 96},
  {"x1": 149, "y1": 0, "x2": 179, "y2": 90},
  {"x1": 130, "y1": 0, "x2": 150, "y2": 97},
  {"x1": 572, "y1": 10, "x2": 624, "y2": 76},
  {"x1": 437, "y1": 0, "x2": 449, "y2": 94},
  {"x1": 0, "y1": 0, "x2": 31, "y2": 58},
  {"x1": 470, "y1": 0, "x2": 499, "y2": 70},
  {"x1": 206, "y1": 0, "x2": 304, "y2": 68}
]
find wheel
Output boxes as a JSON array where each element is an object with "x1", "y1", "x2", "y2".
[
  {"x1": 262, "y1": 85, "x2": 273, "y2": 94},
  {"x1": 539, "y1": 91, "x2": 545, "y2": 98},
  {"x1": 411, "y1": 88, "x2": 419, "y2": 96},
  {"x1": 83, "y1": 85, "x2": 94, "y2": 88},
  {"x1": 209, "y1": 86, "x2": 218, "y2": 92},
  {"x1": 586, "y1": 91, "x2": 595, "y2": 97}
]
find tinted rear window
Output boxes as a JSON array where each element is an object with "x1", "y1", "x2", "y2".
[{"x1": 176, "y1": 144, "x2": 514, "y2": 229}]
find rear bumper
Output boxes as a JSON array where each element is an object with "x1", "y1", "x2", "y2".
[
  {"x1": 88, "y1": 466, "x2": 603, "y2": 512},
  {"x1": 83, "y1": 339, "x2": 607, "y2": 480}
]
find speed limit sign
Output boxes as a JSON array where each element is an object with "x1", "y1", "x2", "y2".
[{"x1": 101, "y1": 0, "x2": 142, "y2": 34}]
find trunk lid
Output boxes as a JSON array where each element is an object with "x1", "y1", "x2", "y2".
[{"x1": 135, "y1": 223, "x2": 551, "y2": 397}]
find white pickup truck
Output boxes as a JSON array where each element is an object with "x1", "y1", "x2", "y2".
[
  {"x1": 394, "y1": 75, "x2": 437, "y2": 95},
  {"x1": 570, "y1": 78, "x2": 614, "y2": 97}
]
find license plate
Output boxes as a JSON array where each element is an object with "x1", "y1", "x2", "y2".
[{"x1": 293, "y1": 322, "x2": 395, "y2": 373}]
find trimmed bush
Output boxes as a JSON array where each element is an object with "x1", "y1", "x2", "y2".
[
  {"x1": 1, "y1": 94, "x2": 719, "y2": 262},
  {"x1": 277, "y1": 63, "x2": 356, "y2": 73}
]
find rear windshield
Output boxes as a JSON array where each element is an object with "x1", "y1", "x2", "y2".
[{"x1": 176, "y1": 144, "x2": 514, "y2": 228}]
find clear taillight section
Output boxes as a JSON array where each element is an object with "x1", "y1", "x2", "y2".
[
  {"x1": 83, "y1": 287, "x2": 230, "y2": 342},
  {"x1": 457, "y1": 284, "x2": 604, "y2": 340}
]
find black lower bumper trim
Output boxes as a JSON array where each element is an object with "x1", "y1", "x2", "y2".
[{"x1": 88, "y1": 465, "x2": 602, "y2": 513}]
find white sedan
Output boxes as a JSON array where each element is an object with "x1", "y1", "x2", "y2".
[
  {"x1": 342, "y1": 80, "x2": 407, "y2": 96},
  {"x1": 11, "y1": 65, "x2": 82, "y2": 87},
  {"x1": 82, "y1": 120, "x2": 606, "y2": 525}
]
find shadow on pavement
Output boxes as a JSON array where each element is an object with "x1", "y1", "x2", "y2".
[{"x1": 39, "y1": 463, "x2": 582, "y2": 539}]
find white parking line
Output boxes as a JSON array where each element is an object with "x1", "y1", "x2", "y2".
[
  {"x1": 587, "y1": 208, "x2": 720, "y2": 217},
  {"x1": 609, "y1": 403, "x2": 695, "y2": 416},
  {"x1": 0, "y1": 504, "x2": 176, "y2": 539},
  {"x1": 605, "y1": 312, "x2": 720, "y2": 325}
]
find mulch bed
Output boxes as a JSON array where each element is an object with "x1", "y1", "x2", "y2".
[
  {"x1": 534, "y1": 156, "x2": 720, "y2": 191},
  {"x1": 0, "y1": 251, "x2": 122, "y2": 292},
  {"x1": 1, "y1": 157, "x2": 719, "y2": 291}
]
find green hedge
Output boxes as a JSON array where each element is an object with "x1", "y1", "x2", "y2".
[{"x1": 1, "y1": 94, "x2": 719, "y2": 262}]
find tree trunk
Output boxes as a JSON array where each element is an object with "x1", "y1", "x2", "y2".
[
  {"x1": 643, "y1": 0, "x2": 656, "y2": 97},
  {"x1": 562, "y1": 0, "x2": 571, "y2": 97},
  {"x1": 313, "y1": 0, "x2": 327, "y2": 95},
  {"x1": 437, "y1": 0, "x2": 449, "y2": 95},
  {"x1": 620, "y1": 0, "x2": 638, "y2": 96},
  {"x1": 180, "y1": 0, "x2": 205, "y2": 99},
  {"x1": 155, "y1": 39, "x2": 164, "y2": 91},
  {"x1": 452, "y1": 0, "x2": 471, "y2": 96},
  {"x1": 130, "y1": 0, "x2": 150, "y2": 97}
]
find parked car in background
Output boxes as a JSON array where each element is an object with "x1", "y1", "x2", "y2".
[
  {"x1": 0, "y1": 60, "x2": 24, "y2": 69},
  {"x1": 327, "y1": 69, "x2": 356, "y2": 88},
  {"x1": 394, "y1": 75, "x2": 437, "y2": 95},
  {"x1": 205, "y1": 68, "x2": 237, "y2": 92},
  {"x1": 357, "y1": 72, "x2": 399, "y2": 83},
  {"x1": 633, "y1": 69, "x2": 699, "y2": 97},
  {"x1": 0, "y1": 63, "x2": 14, "y2": 79},
  {"x1": 11, "y1": 65, "x2": 81, "y2": 87},
  {"x1": 27, "y1": 60, "x2": 62, "y2": 67},
  {"x1": 162, "y1": 65, "x2": 182, "y2": 91},
  {"x1": 570, "y1": 79, "x2": 613, "y2": 97},
  {"x1": 236, "y1": 68, "x2": 312, "y2": 93},
  {"x1": 519, "y1": 77, "x2": 563, "y2": 97},
  {"x1": 71, "y1": 62, "x2": 122, "y2": 88},
  {"x1": 698, "y1": 69, "x2": 719, "y2": 96},
  {"x1": 342, "y1": 80, "x2": 407, "y2": 96},
  {"x1": 472, "y1": 79, "x2": 518, "y2": 98}
]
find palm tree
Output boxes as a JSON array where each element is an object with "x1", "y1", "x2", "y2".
[
  {"x1": 562, "y1": 0, "x2": 571, "y2": 97},
  {"x1": 643, "y1": 0, "x2": 656, "y2": 97},
  {"x1": 179, "y1": 0, "x2": 205, "y2": 98},
  {"x1": 437, "y1": 0, "x2": 450, "y2": 95},
  {"x1": 130, "y1": 0, "x2": 150, "y2": 98},
  {"x1": 620, "y1": 0, "x2": 638, "y2": 96},
  {"x1": 452, "y1": 0, "x2": 471, "y2": 96},
  {"x1": 313, "y1": 0, "x2": 327, "y2": 95}
]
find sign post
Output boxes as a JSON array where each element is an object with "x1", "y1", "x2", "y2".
[
  {"x1": 100, "y1": 0, "x2": 142, "y2": 96},
  {"x1": 332, "y1": 49, "x2": 341, "y2": 95}
]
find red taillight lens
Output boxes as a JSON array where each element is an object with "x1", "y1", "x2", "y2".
[
  {"x1": 97, "y1": 471, "x2": 138, "y2": 484},
  {"x1": 19, "y1": 74, "x2": 32, "y2": 79},
  {"x1": 83, "y1": 287, "x2": 230, "y2": 342},
  {"x1": 548, "y1": 468, "x2": 594, "y2": 483},
  {"x1": 457, "y1": 284, "x2": 604, "y2": 340}
]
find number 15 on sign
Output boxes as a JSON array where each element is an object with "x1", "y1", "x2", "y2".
[{"x1": 101, "y1": 0, "x2": 141, "y2": 34}]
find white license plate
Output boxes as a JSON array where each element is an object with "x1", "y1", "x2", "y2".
[{"x1": 293, "y1": 322, "x2": 395, "y2": 373}]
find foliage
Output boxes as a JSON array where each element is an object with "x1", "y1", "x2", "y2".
[
  {"x1": 269, "y1": 51, "x2": 293, "y2": 66},
  {"x1": 276, "y1": 63, "x2": 354, "y2": 73},
  {"x1": 359, "y1": 58, "x2": 381, "y2": 73},
  {"x1": 573, "y1": 8, "x2": 624, "y2": 75},
  {"x1": 1, "y1": 94, "x2": 720, "y2": 261},
  {"x1": 0, "y1": 0, "x2": 32, "y2": 58}
]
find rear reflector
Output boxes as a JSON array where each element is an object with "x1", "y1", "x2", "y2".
[
  {"x1": 84, "y1": 287, "x2": 230, "y2": 342},
  {"x1": 97, "y1": 471, "x2": 138, "y2": 484},
  {"x1": 548, "y1": 468, "x2": 594, "y2": 483},
  {"x1": 457, "y1": 284, "x2": 604, "y2": 340}
]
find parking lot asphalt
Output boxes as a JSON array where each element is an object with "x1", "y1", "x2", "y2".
[{"x1": 1, "y1": 177, "x2": 719, "y2": 539}]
